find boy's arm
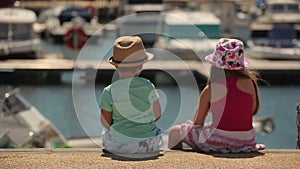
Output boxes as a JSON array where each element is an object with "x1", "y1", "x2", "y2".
[
  {"x1": 153, "y1": 99, "x2": 161, "y2": 121},
  {"x1": 101, "y1": 109, "x2": 112, "y2": 129}
]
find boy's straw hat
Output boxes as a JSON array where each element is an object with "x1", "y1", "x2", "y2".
[
  {"x1": 109, "y1": 36, "x2": 154, "y2": 67},
  {"x1": 205, "y1": 38, "x2": 248, "y2": 70}
]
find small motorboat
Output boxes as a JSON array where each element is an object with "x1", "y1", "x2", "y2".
[
  {"x1": 0, "y1": 88, "x2": 67, "y2": 148},
  {"x1": 0, "y1": 88, "x2": 100, "y2": 148},
  {"x1": 0, "y1": 8, "x2": 42, "y2": 59},
  {"x1": 41, "y1": 6, "x2": 103, "y2": 49}
]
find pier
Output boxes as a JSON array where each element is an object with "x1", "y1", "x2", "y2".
[
  {"x1": 0, "y1": 148, "x2": 300, "y2": 168},
  {"x1": 0, "y1": 58, "x2": 300, "y2": 85}
]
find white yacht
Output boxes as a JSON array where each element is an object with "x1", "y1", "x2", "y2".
[
  {"x1": 116, "y1": 0, "x2": 165, "y2": 46},
  {"x1": 246, "y1": 0, "x2": 300, "y2": 59},
  {"x1": 153, "y1": 10, "x2": 221, "y2": 60},
  {"x1": 0, "y1": 8, "x2": 42, "y2": 59}
]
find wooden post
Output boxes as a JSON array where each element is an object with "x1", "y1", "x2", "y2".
[{"x1": 297, "y1": 103, "x2": 300, "y2": 149}]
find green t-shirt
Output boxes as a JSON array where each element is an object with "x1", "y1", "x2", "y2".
[{"x1": 100, "y1": 77, "x2": 160, "y2": 144}]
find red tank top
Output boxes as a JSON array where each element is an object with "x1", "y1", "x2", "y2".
[{"x1": 211, "y1": 77, "x2": 254, "y2": 131}]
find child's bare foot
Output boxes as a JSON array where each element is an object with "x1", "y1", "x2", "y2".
[{"x1": 256, "y1": 144, "x2": 266, "y2": 150}]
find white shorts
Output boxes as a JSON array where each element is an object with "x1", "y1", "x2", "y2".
[{"x1": 101, "y1": 128, "x2": 163, "y2": 154}]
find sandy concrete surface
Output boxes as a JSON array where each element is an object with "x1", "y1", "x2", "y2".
[{"x1": 0, "y1": 148, "x2": 300, "y2": 169}]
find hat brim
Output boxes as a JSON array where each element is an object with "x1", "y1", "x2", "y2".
[
  {"x1": 204, "y1": 53, "x2": 214, "y2": 63},
  {"x1": 109, "y1": 52, "x2": 154, "y2": 67}
]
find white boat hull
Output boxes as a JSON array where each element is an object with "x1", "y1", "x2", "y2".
[
  {"x1": 0, "y1": 39, "x2": 41, "y2": 57},
  {"x1": 0, "y1": 8, "x2": 42, "y2": 59},
  {"x1": 154, "y1": 37, "x2": 217, "y2": 60},
  {"x1": 246, "y1": 42, "x2": 300, "y2": 60}
]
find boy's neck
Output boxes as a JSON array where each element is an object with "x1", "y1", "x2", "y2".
[
  {"x1": 119, "y1": 71, "x2": 141, "y2": 79},
  {"x1": 117, "y1": 65, "x2": 143, "y2": 79},
  {"x1": 119, "y1": 73, "x2": 136, "y2": 79}
]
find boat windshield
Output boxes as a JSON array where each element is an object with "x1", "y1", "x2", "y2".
[
  {"x1": 287, "y1": 4, "x2": 299, "y2": 12},
  {"x1": 0, "y1": 23, "x2": 33, "y2": 40},
  {"x1": 272, "y1": 4, "x2": 284, "y2": 12},
  {"x1": 59, "y1": 7, "x2": 92, "y2": 25},
  {"x1": 251, "y1": 25, "x2": 296, "y2": 48},
  {"x1": 271, "y1": 4, "x2": 299, "y2": 13},
  {"x1": 2, "y1": 93, "x2": 30, "y2": 116}
]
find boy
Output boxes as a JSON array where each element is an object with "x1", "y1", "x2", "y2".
[{"x1": 100, "y1": 36, "x2": 162, "y2": 155}]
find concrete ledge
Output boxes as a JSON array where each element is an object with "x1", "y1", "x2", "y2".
[{"x1": 0, "y1": 148, "x2": 299, "y2": 168}]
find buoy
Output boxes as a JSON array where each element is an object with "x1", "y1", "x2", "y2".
[{"x1": 64, "y1": 26, "x2": 87, "y2": 50}]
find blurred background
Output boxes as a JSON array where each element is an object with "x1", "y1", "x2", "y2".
[{"x1": 0, "y1": 0, "x2": 299, "y2": 149}]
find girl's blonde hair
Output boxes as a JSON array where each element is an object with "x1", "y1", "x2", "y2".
[{"x1": 208, "y1": 66, "x2": 261, "y2": 115}]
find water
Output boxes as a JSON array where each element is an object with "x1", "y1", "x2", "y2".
[
  {"x1": 1, "y1": 36, "x2": 300, "y2": 149},
  {"x1": 2, "y1": 82, "x2": 298, "y2": 149},
  {"x1": 256, "y1": 86, "x2": 300, "y2": 148}
]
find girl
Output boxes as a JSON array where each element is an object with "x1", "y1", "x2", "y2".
[{"x1": 168, "y1": 38, "x2": 265, "y2": 153}]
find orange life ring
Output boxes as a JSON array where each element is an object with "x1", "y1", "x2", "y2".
[
  {"x1": 64, "y1": 26, "x2": 88, "y2": 50},
  {"x1": 84, "y1": 5, "x2": 97, "y2": 18}
]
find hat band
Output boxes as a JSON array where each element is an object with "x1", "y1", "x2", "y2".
[{"x1": 111, "y1": 57, "x2": 146, "y2": 64}]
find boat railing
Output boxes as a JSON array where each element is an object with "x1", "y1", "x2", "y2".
[{"x1": 253, "y1": 39, "x2": 297, "y2": 48}]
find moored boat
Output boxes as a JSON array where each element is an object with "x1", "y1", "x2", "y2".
[
  {"x1": 0, "y1": 88, "x2": 100, "y2": 148},
  {"x1": 153, "y1": 10, "x2": 221, "y2": 60},
  {"x1": 0, "y1": 8, "x2": 42, "y2": 59},
  {"x1": 116, "y1": 0, "x2": 165, "y2": 47},
  {"x1": 41, "y1": 6, "x2": 102, "y2": 49},
  {"x1": 246, "y1": 0, "x2": 300, "y2": 60},
  {"x1": 0, "y1": 88, "x2": 67, "y2": 148}
]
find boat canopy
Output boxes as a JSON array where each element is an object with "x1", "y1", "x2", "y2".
[
  {"x1": 0, "y1": 8, "x2": 36, "y2": 24},
  {"x1": 164, "y1": 11, "x2": 221, "y2": 39},
  {"x1": 58, "y1": 7, "x2": 92, "y2": 25}
]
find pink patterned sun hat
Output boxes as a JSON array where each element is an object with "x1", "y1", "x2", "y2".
[{"x1": 205, "y1": 38, "x2": 248, "y2": 70}]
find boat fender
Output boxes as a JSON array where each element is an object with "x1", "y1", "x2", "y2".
[{"x1": 64, "y1": 26, "x2": 88, "y2": 50}]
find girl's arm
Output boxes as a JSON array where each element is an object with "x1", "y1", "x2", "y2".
[
  {"x1": 153, "y1": 99, "x2": 162, "y2": 121},
  {"x1": 193, "y1": 85, "x2": 211, "y2": 126},
  {"x1": 101, "y1": 109, "x2": 112, "y2": 129}
]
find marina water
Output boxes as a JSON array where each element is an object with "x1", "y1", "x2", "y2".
[
  {"x1": 6, "y1": 83, "x2": 299, "y2": 149},
  {"x1": 1, "y1": 39, "x2": 299, "y2": 149}
]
